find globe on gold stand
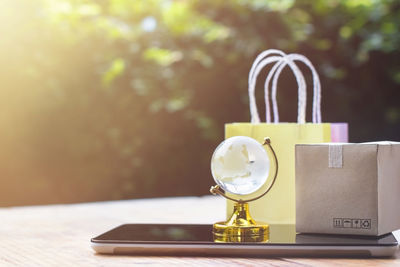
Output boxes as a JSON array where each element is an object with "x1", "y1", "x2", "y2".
[{"x1": 209, "y1": 136, "x2": 278, "y2": 242}]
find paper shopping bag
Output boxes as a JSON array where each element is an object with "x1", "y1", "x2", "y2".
[
  {"x1": 226, "y1": 123, "x2": 332, "y2": 224},
  {"x1": 225, "y1": 50, "x2": 348, "y2": 224}
]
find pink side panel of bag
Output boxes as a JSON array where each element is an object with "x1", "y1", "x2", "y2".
[{"x1": 331, "y1": 123, "x2": 349, "y2": 143}]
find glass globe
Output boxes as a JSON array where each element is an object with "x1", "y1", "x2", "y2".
[{"x1": 211, "y1": 136, "x2": 270, "y2": 195}]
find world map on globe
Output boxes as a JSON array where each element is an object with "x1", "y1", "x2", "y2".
[{"x1": 211, "y1": 136, "x2": 270, "y2": 195}]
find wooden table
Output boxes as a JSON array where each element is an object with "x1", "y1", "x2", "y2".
[{"x1": 1, "y1": 196, "x2": 399, "y2": 266}]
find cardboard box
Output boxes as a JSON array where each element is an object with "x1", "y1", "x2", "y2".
[{"x1": 295, "y1": 142, "x2": 400, "y2": 236}]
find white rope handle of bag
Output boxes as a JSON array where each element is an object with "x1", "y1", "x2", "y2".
[
  {"x1": 269, "y1": 54, "x2": 321, "y2": 123},
  {"x1": 248, "y1": 49, "x2": 307, "y2": 123},
  {"x1": 248, "y1": 49, "x2": 286, "y2": 86},
  {"x1": 264, "y1": 56, "x2": 307, "y2": 123},
  {"x1": 248, "y1": 49, "x2": 286, "y2": 123}
]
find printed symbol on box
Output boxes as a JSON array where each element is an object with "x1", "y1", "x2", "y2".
[
  {"x1": 361, "y1": 219, "x2": 371, "y2": 229},
  {"x1": 352, "y1": 219, "x2": 361, "y2": 229},
  {"x1": 343, "y1": 219, "x2": 352, "y2": 228},
  {"x1": 333, "y1": 218, "x2": 343, "y2": 228}
]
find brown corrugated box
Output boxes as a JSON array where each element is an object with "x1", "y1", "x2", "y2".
[{"x1": 295, "y1": 142, "x2": 400, "y2": 236}]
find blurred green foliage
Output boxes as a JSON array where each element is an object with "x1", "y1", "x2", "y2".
[{"x1": 0, "y1": 0, "x2": 399, "y2": 205}]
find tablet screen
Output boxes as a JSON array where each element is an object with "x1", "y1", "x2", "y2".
[{"x1": 92, "y1": 224, "x2": 398, "y2": 246}]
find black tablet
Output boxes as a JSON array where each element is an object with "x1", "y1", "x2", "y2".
[{"x1": 91, "y1": 224, "x2": 399, "y2": 257}]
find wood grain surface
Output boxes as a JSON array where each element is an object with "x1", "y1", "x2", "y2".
[{"x1": 0, "y1": 196, "x2": 399, "y2": 266}]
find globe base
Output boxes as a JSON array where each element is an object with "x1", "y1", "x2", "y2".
[{"x1": 212, "y1": 202, "x2": 269, "y2": 243}]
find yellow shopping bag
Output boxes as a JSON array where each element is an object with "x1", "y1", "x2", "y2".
[{"x1": 225, "y1": 50, "x2": 345, "y2": 224}]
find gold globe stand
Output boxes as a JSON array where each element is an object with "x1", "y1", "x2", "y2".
[{"x1": 210, "y1": 137, "x2": 279, "y2": 242}]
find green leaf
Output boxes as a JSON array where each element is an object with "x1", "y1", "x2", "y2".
[
  {"x1": 143, "y1": 48, "x2": 183, "y2": 66},
  {"x1": 102, "y1": 58, "x2": 126, "y2": 87}
]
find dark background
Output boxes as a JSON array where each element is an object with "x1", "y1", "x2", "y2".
[{"x1": 0, "y1": 0, "x2": 399, "y2": 206}]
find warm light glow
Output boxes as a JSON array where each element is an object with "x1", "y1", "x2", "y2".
[{"x1": 0, "y1": 0, "x2": 398, "y2": 206}]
